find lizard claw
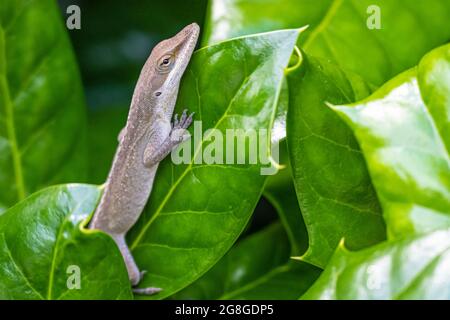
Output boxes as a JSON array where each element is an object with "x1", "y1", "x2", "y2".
[
  {"x1": 172, "y1": 109, "x2": 195, "y2": 130},
  {"x1": 185, "y1": 112, "x2": 195, "y2": 128},
  {"x1": 180, "y1": 109, "x2": 188, "y2": 124},
  {"x1": 170, "y1": 109, "x2": 195, "y2": 143},
  {"x1": 139, "y1": 270, "x2": 147, "y2": 280}
]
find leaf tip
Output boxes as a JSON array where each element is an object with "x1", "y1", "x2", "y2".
[
  {"x1": 291, "y1": 255, "x2": 304, "y2": 261},
  {"x1": 337, "y1": 238, "x2": 350, "y2": 252},
  {"x1": 324, "y1": 101, "x2": 338, "y2": 110},
  {"x1": 325, "y1": 101, "x2": 350, "y2": 118},
  {"x1": 298, "y1": 25, "x2": 310, "y2": 33}
]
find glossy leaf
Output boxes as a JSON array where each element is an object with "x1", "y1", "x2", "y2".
[
  {"x1": 0, "y1": 0, "x2": 88, "y2": 211},
  {"x1": 301, "y1": 0, "x2": 450, "y2": 86},
  {"x1": 332, "y1": 45, "x2": 450, "y2": 239},
  {"x1": 203, "y1": 0, "x2": 450, "y2": 268},
  {"x1": 0, "y1": 184, "x2": 133, "y2": 299},
  {"x1": 204, "y1": 0, "x2": 450, "y2": 85},
  {"x1": 173, "y1": 142, "x2": 317, "y2": 300},
  {"x1": 126, "y1": 29, "x2": 302, "y2": 299},
  {"x1": 174, "y1": 223, "x2": 320, "y2": 299},
  {"x1": 264, "y1": 140, "x2": 308, "y2": 256},
  {"x1": 202, "y1": 0, "x2": 332, "y2": 46},
  {"x1": 288, "y1": 54, "x2": 385, "y2": 268},
  {"x1": 287, "y1": 0, "x2": 450, "y2": 267},
  {"x1": 417, "y1": 44, "x2": 450, "y2": 155},
  {"x1": 302, "y1": 228, "x2": 450, "y2": 300},
  {"x1": 203, "y1": 0, "x2": 318, "y2": 263}
]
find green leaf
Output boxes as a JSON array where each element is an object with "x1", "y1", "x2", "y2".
[
  {"x1": 174, "y1": 223, "x2": 320, "y2": 299},
  {"x1": 287, "y1": 0, "x2": 450, "y2": 267},
  {"x1": 203, "y1": 0, "x2": 313, "y2": 260},
  {"x1": 417, "y1": 44, "x2": 450, "y2": 155},
  {"x1": 332, "y1": 44, "x2": 450, "y2": 239},
  {"x1": 203, "y1": 0, "x2": 332, "y2": 46},
  {"x1": 203, "y1": 0, "x2": 450, "y2": 268},
  {"x1": 302, "y1": 228, "x2": 450, "y2": 300},
  {"x1": 126, "y1": 29, "x2": 302, "y2": 299},
  {"x1": 0, "y1": 0, "x2": 88, "y2": 212},
  {"x1": 301, "y1": 0, "x2": 450, "y2": 86},
  {"x1": 0, "y1": 184, "x2": 133, "y2": 300},
  {"x1": 287, "y1": 54, "x2": 385, "y2": 268},
  {"x1": 173, "y1": 142, "x2": 318, "y2": 300},
  {"x1": 264, "y1": 140, "x2": 308, "y2": 256},
  {"x1": 204, "y1": 0, "x2": 450, "y2": 85}
]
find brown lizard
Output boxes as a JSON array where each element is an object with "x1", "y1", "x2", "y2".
[{"x1": 89, "y1": 23, "x2": 200, "y2": 295}]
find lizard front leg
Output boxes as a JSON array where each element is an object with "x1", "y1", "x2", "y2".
[{"x1": 143, "y1": 109, "x2": 194, "y2": 168}]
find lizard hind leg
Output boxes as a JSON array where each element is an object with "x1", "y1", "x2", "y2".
[{"x1": 112, "y1": 234, "x2": 162, "y2": 295}]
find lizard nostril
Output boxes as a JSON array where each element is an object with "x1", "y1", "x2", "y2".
[{"x1": 155, "y1": 92, "x2": 162, "y2": 97}]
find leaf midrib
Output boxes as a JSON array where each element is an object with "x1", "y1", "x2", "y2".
[
  {"x1": 46, "y1": 190, "x2": 93, "y2": 299},
  {"x1": 0, "y1": 26, "x2": 26, "y2": 201},
  {"x1": 303, "y1": 0, "x2": 343, "y2": 50}
]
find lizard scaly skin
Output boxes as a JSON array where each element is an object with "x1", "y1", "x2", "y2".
[{"x1": 90, "y1": 23, "x2": 200, "y2": 295}]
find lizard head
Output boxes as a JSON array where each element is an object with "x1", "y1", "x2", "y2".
[{"x1": 148, "y1": 23, "x2": 200, "y2": 97}]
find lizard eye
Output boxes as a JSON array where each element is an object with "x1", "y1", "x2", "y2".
[{"x1": 157, "y1": 54, "x2": 174, "y2": 73}]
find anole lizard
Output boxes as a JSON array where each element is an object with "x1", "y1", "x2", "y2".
[{"x1": 89, "y1": 23, "x2": 200, "y2": 295}]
